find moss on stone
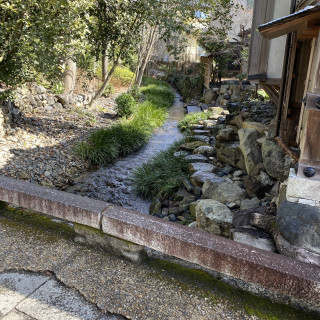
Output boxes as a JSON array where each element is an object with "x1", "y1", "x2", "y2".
[
  {"x1": 148, "y1": 259, "x2": 318, "y2": 320},
  {"x1": 1, "y1": 207, "x2": 75, "y2": 240}
]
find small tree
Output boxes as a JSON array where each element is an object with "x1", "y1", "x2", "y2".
[{"x1": 0, "y1": 0, "x2": 91, "y2": 91}]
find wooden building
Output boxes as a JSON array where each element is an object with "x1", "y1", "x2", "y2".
[{"x1": 248, "y1": 0, "x2": 320, "y2": 180}]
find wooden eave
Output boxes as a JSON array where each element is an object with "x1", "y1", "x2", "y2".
[{"x1": 259, "y1": 5, "x2": 320, "y2": 39}]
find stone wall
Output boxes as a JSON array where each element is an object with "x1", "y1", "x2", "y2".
[
  {"x1": 0, "y1": 83, "x2": 94, "y2": 137},
  {"x1": 204, "y1": 83, "x2": 257, "y2": 106}
]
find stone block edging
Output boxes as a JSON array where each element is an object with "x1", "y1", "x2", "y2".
[{"x1": 0, "y1": 175, "x2": 319, "y2": 313}]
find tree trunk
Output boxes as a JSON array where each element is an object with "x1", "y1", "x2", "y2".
[
  {"x1": 135, "y1": 27, "x2": 157, "y2": 87},
  {"x1": 89, "y1": 61, "x2": 119, "y2": 107},
  {"x1": 63, "y1": 58, "x2": 77, "y2": 95},
  {"x1": 102, "y1": 49, "x2": 108, "y2": 81}
]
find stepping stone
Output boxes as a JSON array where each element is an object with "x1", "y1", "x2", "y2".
[
  {"x1": 184, "y1": 154, "x2": 208, "y2": 163},
  {"x1": 178, "y1": 141, "x2": 209, "y2": 152},
  {"x1": 186, "y1": 135, "x2": 210, "y2": 143},
  {"x1": 190, "y1": 171, "x2": 220, "y2": 187},
  {"x1": 192, "y1": 130, "x2": 211, "y2": 137},
  {"x1": 188, "y1": 163, "x2": 215, "y2": 173},
  {"x1": 187, "y1": 105, "x2": 202, "y2": 114},
  {"x1": 190, "y1": 125, "x2": 205, "y2": 130},
  {"x1": 173, "y1": 151, "x2": 190, "y2": 157}
]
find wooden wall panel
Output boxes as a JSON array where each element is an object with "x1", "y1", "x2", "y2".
[{"x1": 248, "y1": 0, "x2": 275, "y2": 78}]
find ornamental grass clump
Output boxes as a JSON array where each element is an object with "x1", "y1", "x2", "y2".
[
  {"x1": 132, "y1": 139, "x2": 190, "y2": 199},
  {"x1": 76, "y1": 78, "x2": 175, "y2": 166}
]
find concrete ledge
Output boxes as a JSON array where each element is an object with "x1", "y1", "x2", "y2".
[
  {"x1": 102, "y1": 206, "x2": 320, "y2": 310},
  {"x1": 287, "y1": 168, "x2": 320, "y2": 204},
  {"x1": 0, "y1": 176, "x2": 109, "y2": 229}
]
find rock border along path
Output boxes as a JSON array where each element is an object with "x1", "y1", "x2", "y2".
[{"x1": 68, "y1": 92, "x2": 185, "y2": 213}]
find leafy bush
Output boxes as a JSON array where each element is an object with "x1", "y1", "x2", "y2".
[
  {"x1": 76, "y1": 78, "x2": 175, "y2": 166},
  {"x1": 127, "y1": 85, "x2": 141, "y2": 101},
  {"x1": 178, "y1": 111, "x2": 213, "y2": 131},
  {"x1": 111, "y1": 67, "x2": 135, "y2": 86},
  {"x1": 103, "y1": 84, "x2": 115, "y2": 97},
  {"x1": 115, "y1": 93, "x2": 136, "y2": 118},
  {"x1": 133, "y1": 139, "x2": 190, "y2": 199}
]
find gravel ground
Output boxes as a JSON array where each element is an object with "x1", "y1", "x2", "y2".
[{"x1": 0, "y1": 96, "x2": 119, "y2": 189}]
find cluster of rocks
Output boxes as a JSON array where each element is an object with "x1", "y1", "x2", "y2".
[
  {"x1": 0, "y1": 84, "x2": 120, "y2": 189},
  {"x1": 0, "y1": 84, "x2": 96, "y2": 139},
  {"x1": 204, "y1": 82, "x2": 258, "y2": 106},
  {"x1": 150, "y1": 99, "x2": 295, "y2": 253}
]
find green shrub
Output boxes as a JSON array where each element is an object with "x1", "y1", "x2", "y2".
[
  {"x1": 178, "y1": 111, "x2": 213, "y2": 131},
  {"x1": 103, "y1": 84, "x2": 115, "y2": 97},
  {"x1": 127, "y1": 85, "x2": 141, "y2": 101},
  {"x1": 115, "y1": 93, "x2": 136, "y2": 118},
  {"x1": 111, "y1": 67, "x2": 134, "y2": 86},
  {"x1": 133, "y1": 139, "x2": 190, "y2": 199},
  {"x1": 76, "y1": 78, "x2": 175, "y2": 166}
]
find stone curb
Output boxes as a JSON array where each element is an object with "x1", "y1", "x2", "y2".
[
  {"x1": 0, "y1": 175, "x2": 319, "y2": 312},
  {"x1": 0, "y1": 175, "x2": 109, "y2": 229}
]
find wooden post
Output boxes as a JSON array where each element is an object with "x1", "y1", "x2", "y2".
[{"x1": 298, "y1": 93, "x2": 320, "y2": 179}]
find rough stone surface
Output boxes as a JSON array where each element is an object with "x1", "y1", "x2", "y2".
[
  {"x1": 287, "y1": 168, "x2": 320, "y2": 203},
  {"x1": 190, "y1": 172, "x2": 221, "y2": 187},
  {"x1": 184, "y1": 154, "x2": 208, "y2": 163},
  {"x1": 195, "y1": 200, "x2": 234, "y2": 237},
  {"x1": 238, "y1": 128, "x2": 262, "y2": 176},
  {"x1": 211, "y1": 182, "x2": 245, "y2": 204},
  {"x1": 201, "y1": 178, "x2": 226, "y2": 199},
  {"x1": 188, "y1": 162, "x2": 215, "y2": 173},
  {"x1": 216, "y1": 141, "x2": 245, "y2": 170},
  {"x1": 216, "y1": 128, "x2": 238, "y2": 141},
  {"x1": 178, "y1": 141, "x2": 209, "y2": 152},
  {"x1": 240, "y1": 197, "x2": 260, "y2": 211},
  {"x1": 261, "y1": 140, "x2": 293, "y2": 181},
  {"x1": 193, "y1": 145, "x2": 215, "y2": 157},
  {"x1": 277, "y1": 201, "x2": 320, "y2": 254},
  {"x1": 242, "y1": 121, "x2": 268, "y2": 135}
]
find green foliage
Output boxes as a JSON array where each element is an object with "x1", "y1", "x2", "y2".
[
  {"x1": 76, "y1": 79, "x2": 174, "y2": 166},
  {"x1": 103, "y1": 84, "x2": 115, "y2": 97},
  {"x1": 133, "y1": 139, "x2": 190, "y2": 199},
  {"x1": 127, "y1": 85, "x2": 141, "y2": 101},
  {"x1": 115, "y1": 93, "x2": 136, "y2": 118},
  {"x1": 178, "y1": 111, "x2": 213, "y2": 131},
  {"x1": 112, "y1": 67, "x2": 134, "y2": 86},
  {"x1": 0, "y1": 0, "x2": 92, "y2": 86},
  {"x1": 163, "y1": 67, "x2": 203, "y2": 101},
  {"x1": 257, "y1": 89, "x2": 270, "y2": 101}
]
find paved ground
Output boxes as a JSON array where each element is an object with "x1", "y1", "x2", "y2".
[{"x1": 0, "y1": 210, "x2": 317, "y2": 320}]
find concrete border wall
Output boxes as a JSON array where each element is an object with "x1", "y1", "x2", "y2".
[{"x1": 0, "y1": 175, "x2": 319, "y2": 313}]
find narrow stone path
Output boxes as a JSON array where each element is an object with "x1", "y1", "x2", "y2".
[{"x1": 68, "y1": 93, "x2": 185, "y2": 213}]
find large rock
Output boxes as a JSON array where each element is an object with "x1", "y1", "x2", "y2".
[
  {"x1": 190, "y1": 172, "x2": 221, "y2": 187},
  {"x1": 261, "y1": 140, "x2": 293, "y2": 181},
  {"x1": 238, "y1": 128, "x2": 262, "y2": 176},
  {"x1": 202, "y1": 177, "x2": 226, "y2": 199},
  {"x1": 277, "y1": 201, "x2": 320, "y2": 254},
  {"x1": 216, "y1": 128, "x2": 238, "y2": 141},
  {"x1": 216, "y1": 141, "x2": 245, "y2": 170},
  {"x1": 242, "y1": 121, "x2": 268, "y2": 135},
  {"x1": 195, "y1": 200, "x2": 234, "y2": 237},
  {"x1": 211, "y1": 182, "x2": 245, "y2": 204},
  {"x1": 193, "y1": 146, "x2": 215, "y2": 157}
]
